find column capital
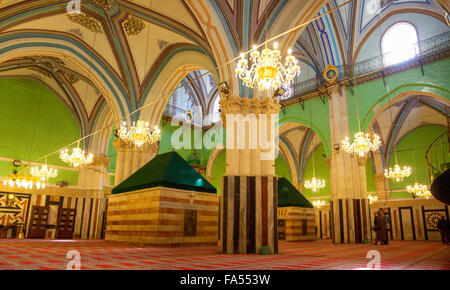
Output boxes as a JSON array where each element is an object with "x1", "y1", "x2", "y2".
[
  {"x1": 112, "y1": 138, "x2": 159, "y2": 154},
  {"x1": 219, "y1": 95, "x2": 280, "y2": 123},
  {"x1": 112, "y1": 138, "x2": 132, "y2": 152},
  {"x1": 326, "y1": 83, "x2": 345, "y2": 97},
  {"x1": 90, "y1": 154, "x2": 110, "y2": 168}
]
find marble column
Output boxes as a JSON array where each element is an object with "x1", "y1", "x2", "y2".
[
  {"x1": 327, "y1": 84, "x2": 371, "y2": 244},
  {"x1": 220, "y1": 95, "x2": 280, "y2": 254},
  {"x1": 113, "y1": 139, "x2": 159, "y2": 186},
  {"x1": 77, "y1": 155, "x2": 110, "y2": 189},
  {"x1": 374, "y1": 173, "x2": 391, "y2": 200}
]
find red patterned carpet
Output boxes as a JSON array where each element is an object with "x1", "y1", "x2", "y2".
[{"x1": 0, "y1": 239, "x2": 449, "y2": 270}]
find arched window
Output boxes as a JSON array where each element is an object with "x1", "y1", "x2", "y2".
[{"x1": 381, "y1": 22, "x2": 419, "y2": 66}]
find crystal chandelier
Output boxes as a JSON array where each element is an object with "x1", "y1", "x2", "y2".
[
  {"x1": 383, "y1": 81, "x2": 411, "y2": 182},
  {"x1": 342, "y1": 132, "x2": 381, "y2": 157},
  {"x1": 31, "y1": 160, "x2": 58, "y2": 182},
  {"x1": 342, "y1": 78, "x2": 381, "y2": 157},
  {"x1": 368, "y1": 194, "x2": 378, "y2": 204},
  {"x1": 304, "y1": 103, "x2": 326, "y2": 193},
  {"x1": 384, "y1": 164, "x2": 412, "y2": 182},
  {"x1": 236, "y1": 43, "x2": 300, "y2": 91},
  {"x1": 304, "y1": 177, "x2": 326, "y2": 192},
  {"x1": 3, "y1": 172, "x2": 45, "y2": 190},
  {"x1": 312, "y1": 200, "x2": 325, "y2": 208},
  {"x1": 60, "y1": 143, "x2": 93, "y2": 168},
  {"x1": 407, "y1": 183, "x2": 432, "y2": 199},
  {"x1": 118, "y1": 120, "x2": 161, "y2": 147}
]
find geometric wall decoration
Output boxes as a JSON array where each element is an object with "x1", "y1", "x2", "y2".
[
  {"x1": 0, "y1": 192, "x2": 31, "y2": 226},
  {"x1": 425, "y1": 212, "x2": 445, "y2": 230}
]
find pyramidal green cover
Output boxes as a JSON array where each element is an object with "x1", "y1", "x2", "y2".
[
  {"x1": 278, "y1": 177, "x2": 313, "y2": 208},
  {"x1": 112, "y1": 152, "x2": 217, "y2": 194}
]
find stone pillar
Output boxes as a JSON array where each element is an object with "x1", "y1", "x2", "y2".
[
  {"x1": 113, "y1": 139, "x2": 159, "y2": 186},
  {"x1": 77, "y1": 155, "x2": 110, "y2": 189},
  {"x1": 374, "y1": 173, "x2": 390, "y2": 200},
  {"x1": 219, "y1": 95, "x2": 280, "y2": 254},
  {"x1": 327, "y1": 85, "x2": 371, "y2": 244}
]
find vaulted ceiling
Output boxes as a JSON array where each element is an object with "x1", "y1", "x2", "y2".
[
  {"x1": 0, "y1": 0, "x2": 324, "y2": 152},
  {"x1": 293, "y1": 0, "x2": 447, "y2": 78}
]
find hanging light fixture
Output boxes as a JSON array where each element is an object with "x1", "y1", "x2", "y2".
[
  {"x1": 118, "y1": 120, "x2": 161, "y2": 147},
  {"x1": 304, "y1": 177, "x2": 326, "y2": 193},
  {"x1": 3, "y1": 172, "x2": 45, "y2": 190},
  {"x1": 342, "y1": 132, "x2": 382, "y2": 157},
  {"x1": 312, "y1": 200, "x2": 325, "y2": 208},
  {"x1": 383, "y1": 81, "x2": 412, "y2": 182},
  {"x1": 236, "y1": 43, "x2": 300, "y2": 91},
  {"x1": 304, "y1": 102, "x2": 326, "y2": 193},
  {"x1": 407, "y1": 183, "x2": 432, "y2": 199},
  {"x1": 60, "y1": 141, "x2": 93, "y2": 168},
  {"x1": 116, "y1": 12, "x2": 160, "y2": 148},
  {"x1": 342, "y1": 78, "x2": 381, "y2": 157},
  {"x1": 31, "y1": 158, "x2": 58, "y2": 183},
  {"x1": 236, "y1": 12, "x2": 300, "y2": 94},
  {"x1": 384, "y1": 164, "x2": 412, "y2": 182},
  {"x1": 368, "y1": 194, "x2": 378, "y2": 204}
]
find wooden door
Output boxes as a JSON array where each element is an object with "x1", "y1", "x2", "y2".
[
  {"x1": 57, "y1": 208, "x2": 76, "y2": 239},
  {"x1": 28, "y1": 206, "x2": 48, "y2": 238},
  {"x1": 399, "y1": 207, "x2": 416, "y2": 241}
]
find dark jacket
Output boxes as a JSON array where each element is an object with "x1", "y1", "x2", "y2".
[{"x1": 437, "y1": 219, "x2": 450, "y2": 230}]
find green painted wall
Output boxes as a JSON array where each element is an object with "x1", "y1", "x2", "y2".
[
  {"x1": 348, "y1": 58, "x2": 450, "y2": 134},
  {"x1": 210, "y1": 150, "x2": 226, "y2": 195},
  {"x1": 366, "y1": 160, "x2": 376, "y2": 193},
  {"x1": 104, "y1": 59, "x2": 449, "y2": 197},
  {"x1": 280, "y1": 98, "x2": 332, "y2": 156},
  {"x1": 388, "y1": 125, "x2": 447, "y2": 199},
  {"x1": 0, "y1": 78, "x2": 80, "y2": 185},
  {"x1": 276, "y1": 155, "x2": 292, "y2": 183}
]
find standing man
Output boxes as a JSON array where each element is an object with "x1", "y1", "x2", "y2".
[{"x1": 437, "y1": 218, "x2": 450, "y2": 245}]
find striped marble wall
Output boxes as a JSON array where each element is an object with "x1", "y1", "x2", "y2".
[
  {"x1": 278, "y1": 207, "x2": 316, "y2": 241},
  {"x1": 105, "y1": 187, "x2": 219, "y2": 247},
  {"x1": 330, "y1": 198, "x2": 371, "y2": 244},
  {"x1": 371, "y1": 199, "x2": 449, "y2": 242},
  {"x1": 25, "y1": 193, "x2": 106, "y2": 240},
  {"x1": 221, "y1": 176, "x2": 278, "y2": 254}
]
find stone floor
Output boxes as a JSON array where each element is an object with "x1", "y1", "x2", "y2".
[{"x1": 0, "y1": 239, "x2": 449, "y2": 270}]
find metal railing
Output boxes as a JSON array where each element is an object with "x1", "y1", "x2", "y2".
[
  {"x1": 426, "y1": 129, "x2": 450, "y2": 183},
  {"x1": 288, "y1": 31, "x2": 450, "y2": 99}
]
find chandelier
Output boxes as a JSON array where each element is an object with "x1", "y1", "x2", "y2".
[
  {"x1": 407, "y1": 183, "x2": 432, "y2": 199},
  {"x1": 118, "y1": 120, "x2": 161, "y2": 147},
  {"x1": 312, "y1": 200, "x2": 325, "y2": 208},
  {"x1": 384, "y1": 164, "x2": 412, "y2": 182},
  {"x1": 60, "y1": 144, "x2": 93, "y2": 168},
  {"x1": 3, "y1": 172, "x2": 45, "y2": 190},
  {"x1": 31, "y1": 161, "x2": 58, "y2": 182},
  {"x1": 368, "y1": 194, "x2": 378, "y2": 204},
  {"x1": 343, "y1": 77, "x2": 382, "y2": 157},
  {"x1": 342, "y1": 132, "x2": 381, "y2": 157},
  {"x1": 236, "y1": 43, "x2": 300, "y2": 91},
  {"x1": 304, "y1": 177, "x2": 326, "y2": 192},
  {"x1": 304, "y1": 103, "x2": 326, "y2": 193}
]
